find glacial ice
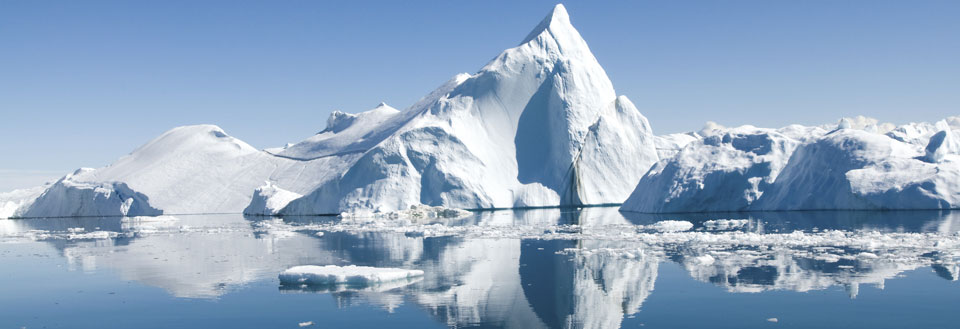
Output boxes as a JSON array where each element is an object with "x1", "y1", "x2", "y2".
[
  {"x1": 623, "y1": 117, "x2": 960, "y2": 213},
  {"x1": 279, "y1": 4, "x2": 659, "y2": 214}
]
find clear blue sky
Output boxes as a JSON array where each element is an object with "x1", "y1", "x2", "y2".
[{"x1": 1, "y1": 0, "x2": 958, "y2": 190}]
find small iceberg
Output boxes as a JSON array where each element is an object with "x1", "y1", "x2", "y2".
[{"x1": 278, "y1": 265, "x2": 424, "y2": 289}]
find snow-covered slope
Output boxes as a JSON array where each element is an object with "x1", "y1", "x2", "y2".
[
  {"x1": 623, "y1": 117, "x2": 960, "y2": 213},
  {"x1": 16, "y1": 125, "x2": 356, "y2": 217},
  {"x1": 272, "y1": 103, "x2": 402, "y2": 160}
]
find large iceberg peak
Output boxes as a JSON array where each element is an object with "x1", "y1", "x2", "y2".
[
  {"x1": 514, "y1": 3, "x2": 598, "y2": 67},
  {"x1": 521, "y1": 4, "x2": 572, "y2": 44}
]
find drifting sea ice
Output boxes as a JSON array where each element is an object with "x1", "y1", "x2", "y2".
[
  {"x1": 648, "y1": 220, "x2": 694, "y2": 232},
  {"x1": 278, "y1": 265, "x2": 425, "y2": 287},
  {"x1": 339, "y1": 204, "x2": 471, "y2": 221}
]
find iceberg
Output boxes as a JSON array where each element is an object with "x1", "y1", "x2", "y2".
[
  {"x1": 243, "y1": 182, "x2": 303, "y2": 216},
  {"x1": 622, "y1": 117, "x2": 960, "y2": 213},
  {"x1": 17, "y1": 168, "x2": 161, "y2": 218},
  {"x1": 279, "y1": 4, "x2": 658, "y2": 214}
]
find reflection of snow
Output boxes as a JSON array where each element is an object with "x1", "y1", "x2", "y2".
[
  {"x1": 570, "y1": 242, "x2": 658, "y2": 329},
  {"x1": 415, "y1": 238, "x2": 547, "y2": 328},
  {"x1": 60, "y1": 230, "x2": 335, "y2": 298},
  {"x1": 3, "y1": 208, "x2": 960, "y2": 327},
  {"x1": 566, "y1": 230, "x2": 960, "y2": 299}
]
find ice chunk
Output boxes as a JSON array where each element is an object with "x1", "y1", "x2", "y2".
[
  {"x1": 339, "y1": 204, "x2": 471, "y2": 221},
  {"x1": 243, "y1": 182, "x2": 303, "y2": 216},
  {"x1": 279, "y1": 265, "x2": 424, "y2": 287},
  {"x1": 649, "y1": 220, "x2": 693, "y2": 232}
]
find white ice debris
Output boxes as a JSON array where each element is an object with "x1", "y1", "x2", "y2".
[
  {"x1": 67, "y1": 230, "x2": 120, "y2": 240},
  {"x1": 648, "y1": 220, "x2": 693, "y2": 232},
  {"x1": 703, "y1": 219, "x2": 749, "y2": 231},
  {"x1": 279, "y1": 265, "x2": 424, "y2": 287},
  {"x1": 339, "y1": 204, "x2": 471, "y2": 221}
]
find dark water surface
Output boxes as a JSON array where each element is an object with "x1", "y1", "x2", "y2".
[{"x1": 1, "y1": 208, "x2": 958, "y2": 328}]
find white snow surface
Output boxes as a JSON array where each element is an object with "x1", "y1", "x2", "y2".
[
  {"x1": 16, "y1": 125, "x2": 356, "y2": 217},
  {"x1": 623, "y1": 117, "x2": 960, "y2": 213},
  {"x1": 279, "y1": 265, "x2": 424, "y2": 286}
]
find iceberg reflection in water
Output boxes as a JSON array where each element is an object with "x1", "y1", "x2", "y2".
[{"x1": 0, "y1": 207, "x2": 959, "y2": 328}]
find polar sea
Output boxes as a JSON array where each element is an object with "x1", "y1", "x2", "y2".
[{"x1": 1, "y1": 207, "x2": 959, "y2": 328}]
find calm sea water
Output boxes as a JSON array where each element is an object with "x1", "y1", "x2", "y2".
[{"x1": 1, "y1": 208, "x2": 958, "y2": 328}]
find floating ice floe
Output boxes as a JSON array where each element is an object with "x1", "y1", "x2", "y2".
[
  {"x1": 703, "y1": 219, "x2": 749, "y2": 231},
  {"x1": 648, "y1": 220, "x2": 693, "y2": 232},
  {"x1": 279, "y1": 265, "x2": 425, "y2": 287}
]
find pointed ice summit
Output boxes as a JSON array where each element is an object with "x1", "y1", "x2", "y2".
[{"x1": 4, "y1": 4, "x2": 660, "y2": 218}]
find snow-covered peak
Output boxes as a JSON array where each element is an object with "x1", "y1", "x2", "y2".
[
  {"x1": 118, "y1": 125, "x2": 260, "y2": 164},
  {"x1": 521, "y1": 4, "x2": 571, "y2": 44}
]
